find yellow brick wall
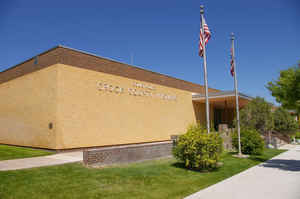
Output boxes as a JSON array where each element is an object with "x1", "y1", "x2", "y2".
[
  {"x1": 56, "y1": 64, "x2": 196, "y2": 149},
  {"x1": 0, "y1": 66, "x2": 58, "y2": 149},
  {"x1": 0, "y1": 63, "x2": 200, "y2": 149}
]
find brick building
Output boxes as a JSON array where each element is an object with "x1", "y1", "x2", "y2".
[{"x1": 0, "y1": 46, "x2": 251, "y2": 150}]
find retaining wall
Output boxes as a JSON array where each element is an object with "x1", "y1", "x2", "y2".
[{"x1": 83, "y1": 141, "x2": 173, "y2": 166}]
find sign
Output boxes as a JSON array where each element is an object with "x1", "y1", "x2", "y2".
[{"x1": 97, "y1": 81, "x2": 177, "y2": 101}]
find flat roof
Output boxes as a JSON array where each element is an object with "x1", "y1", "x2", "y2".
[
  {"x1": 0, "y1": 45, "x2": 220, "y2": 94},
  {"x1": 192, "y1": 91, "x2": 253, "y2": 101}
]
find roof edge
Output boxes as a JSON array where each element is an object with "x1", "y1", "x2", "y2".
[
  {"x1": 0, "y1": 45, "x2": 220, "y2": 93},
  {"x1": 56, "y1": 45, "x2": 220, "y2": 92},
  {"x1": 192, "y1": 91, "x2": 253, "y2": 101},
  {"x1": 0, "y1": 45, "x2": 61, "y2": 74}
]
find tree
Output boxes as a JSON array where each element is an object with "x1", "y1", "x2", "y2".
[
  {"x1": 267, "y1": 64, "x2": 300, "y2": 114},
  {"x1": 238, "y1": 97, "x2": 274, "y2": 134},
  {"x1": 232, "y1": 128, "x2": 264, "y2": 155},
  {"x1": 273, "y1": 107, "x2": 299, "y2": 134}
]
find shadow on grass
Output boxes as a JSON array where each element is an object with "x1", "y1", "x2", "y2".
[
  {"x1": 259, "y1": 159, "x2": 300, "y2": 172},
  {"x1": 227, "y1": 152, "x2": 237, "y2": 156},
  {"x1": 229, "y1": 151, "x2": 269, "y2": 162},
  {"x1": 248, "y1": 156, "x2": 269, "y2": 162},
  {"x1": 171, "y1": 162, "x2": 220, "y2": 173}
]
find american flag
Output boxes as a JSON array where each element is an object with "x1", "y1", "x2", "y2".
[
  {"x1": 198, "y1": 17, "x2": 211, "y2": 57},
  {"x1": 230, "y1": 47, "x2": 235, "y2": 76}
]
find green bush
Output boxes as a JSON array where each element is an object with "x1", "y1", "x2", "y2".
[
  {"x1": 238, "y1": 97, "x2": 274, "y2": 134},
  {"x1": 232, "y1": 129, "x2": 264, "y2": 155},
  {"x1": 172, "y1": 124, "x2": 223, "y2": 170},
  {"x1": 273, "y1": 107, "x2": 299, "y2": 134},
  {"x1": 295, "y1": 132, "x2": 300, "y2": 139}
]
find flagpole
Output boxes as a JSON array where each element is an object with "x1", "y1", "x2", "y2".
[
  {"x1": 200, "y1": 5, "x2": 210, "y2": 133},
  {"x1": 231, "y1": 32, "x2": 242, "y2": 156}
]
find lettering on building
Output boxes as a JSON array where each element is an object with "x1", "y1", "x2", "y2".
[{"x1": 97, "y1": 81, "x2": 177, "y2": 101}]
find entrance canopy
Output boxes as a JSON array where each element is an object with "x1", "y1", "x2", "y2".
[{"x1": 192, "y1": 91, "x2": 253, "y2": 109}]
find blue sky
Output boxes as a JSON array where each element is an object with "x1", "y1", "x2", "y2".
[{"x1": 1, "y1": 0, "x2": 299, "y2": 104}]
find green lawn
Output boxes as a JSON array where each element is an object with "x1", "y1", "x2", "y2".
[
  {"x1": 0, "y1": 144, "x2": 54, "y2": 161},
  {"x1": 0, "y1": 148, "x2": 285, "y2": 199}
]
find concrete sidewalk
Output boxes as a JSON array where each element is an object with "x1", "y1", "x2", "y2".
[
  {"x1": 0, "y1": 151, "x2": 83, "y2": 171},
  {"x1": 185, "y1": 145, "x2": 300, "y2": 199}
]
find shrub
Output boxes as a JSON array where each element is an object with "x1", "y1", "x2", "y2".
[
  {"x1": 273, "y1": 107, "x2": 299, "y2": 134},
  {"x1": 232, "y1": 129, "x2": 264, "y2": 155},
  {"x1": 295, "y1": 132, "x2": 300, "y2": 139},
  {"x1": 172, "y1": 124, "x2": 223, "y2": 170},
  {"x1": 238, "y1": 97, "x2": 274, "y2": 134}
]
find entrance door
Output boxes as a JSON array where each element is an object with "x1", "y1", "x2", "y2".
[{"x1": 214, "y1": 108, "x2": 222, "y2": 131}]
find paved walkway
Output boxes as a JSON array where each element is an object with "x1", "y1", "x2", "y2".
[
  {"x1": 0, "y1": 151, "x2": 83, "y2": 171},
  {"x1": 185, "y1": 145, "x2": 300, "y2": 199}
]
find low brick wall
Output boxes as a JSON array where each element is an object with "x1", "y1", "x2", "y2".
[
  {"x1": 218, "y1": 124, "x2": 234, "y2": 151},
  {"x1": 263, "y1": 133, "x2": 289, "y2": 149},
  {"x1": 219, "y1": 130, "x2": 234, "y2": 151},
  {"x1": 83, "y1": 141, "x2": 173, "y2": 166}
]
